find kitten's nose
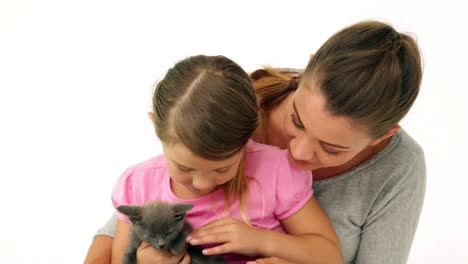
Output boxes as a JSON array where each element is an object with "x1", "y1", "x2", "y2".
[{"x1": 157, "y1": 238, "x2": 165, "y2": 248}]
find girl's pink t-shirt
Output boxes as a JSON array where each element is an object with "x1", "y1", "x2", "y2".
[{"x1": 112, "y1": 139, "x2": 312, "y2": 263}]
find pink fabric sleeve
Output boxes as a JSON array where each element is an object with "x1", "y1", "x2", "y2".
[
  {"x1": 274, "y1": 152, "x2": 313, "y2": 220},
  {"x1": 111, "y1": 167, "x2": 135, "y2": 223}
]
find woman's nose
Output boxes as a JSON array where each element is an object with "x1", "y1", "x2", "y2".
[{"x1": 290, "y1": 137, "x2": 316, "y2": 162}]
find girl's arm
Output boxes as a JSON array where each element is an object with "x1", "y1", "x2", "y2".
[
  {"x1": 262, "y1": 196, "x2": 343, "y2": 263},
  {"x1": 189, "y1": 196, "x2": 343, "y2": 264}
]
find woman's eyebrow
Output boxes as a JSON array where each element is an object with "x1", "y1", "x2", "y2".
[
  {"x1": 293, "y1": 100, "x2": 306, "y2": 129},
  {"x1": 293, "y1": 99, "x2": 350, "y2": 149}
]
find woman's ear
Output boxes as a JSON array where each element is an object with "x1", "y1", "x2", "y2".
[
  {"x1": 370, "y1": 125, "x2": 401, "y2": 146},
  {"x1": 147, "y1": 112, "x2": 156, "y2": 125}
]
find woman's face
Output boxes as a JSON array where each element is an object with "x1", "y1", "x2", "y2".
[{"x1": 283, "y1": 83, "x2": 374, "y2": 171}]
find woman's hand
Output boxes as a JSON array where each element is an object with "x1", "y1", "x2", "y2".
[
  {"x1": 136, "y1": 242, "x2": 191, "y2": 264},
  {"x1": 187, "y1": 217, "x2": 264, "y2": 256},
  {"x1": 247, "y1": 257, "x2": 295, "y2": 264}
]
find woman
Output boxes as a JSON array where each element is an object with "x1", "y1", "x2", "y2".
[{"x1": 85, "y1": 20, "x2": 425, "y2": 264}]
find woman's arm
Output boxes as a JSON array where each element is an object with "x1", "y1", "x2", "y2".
[
  {"x1": 356, "y1": 176, "x2": 425, "y2": 263},
  {"x1": 84, "y1": 214, "x2": 117, "y2": 264},
  {"x1": 84, "y1": 236, "x2": 113, "y2": 264},
  {"x1": 111, "y1": 219, "x2": 131, "y2": 264}
]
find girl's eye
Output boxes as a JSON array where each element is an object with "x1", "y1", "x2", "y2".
[
  {"x1": 177, "y1": 166, "x2": 193, "y2": 172},
  {"x1": 290, "y1": 114, "x2": 304, "y2": 129},
  {"x1": 215, "y1": 168, "x2": 230, "y2": 174}
]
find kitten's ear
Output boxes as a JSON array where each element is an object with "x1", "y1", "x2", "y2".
[
  {"x1": 172, "y1": 203, "x2": 194, "y2": 220},
  {"x1": 116, "y1": 205, "x2": 142, "y2": 224}
]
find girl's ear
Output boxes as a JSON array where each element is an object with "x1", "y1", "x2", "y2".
[
  {"x1": 370, "y1": 125, "x2": 401, "y2": 146},
  {"x1": 147, "y1": 112, "x2": 156, "y2": 125}
]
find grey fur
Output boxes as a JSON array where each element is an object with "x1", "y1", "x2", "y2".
[{"x1": 116, "y1": 201, "x2": 224, "y2": 264}]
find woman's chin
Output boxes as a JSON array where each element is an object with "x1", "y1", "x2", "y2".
[{"x1": 287, "y1": 154, "x2": 320, "y2": 171}]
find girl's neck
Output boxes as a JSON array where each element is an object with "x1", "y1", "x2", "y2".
[{"x1": 170, "y1": 179, "x2": 222, "y2": 200}]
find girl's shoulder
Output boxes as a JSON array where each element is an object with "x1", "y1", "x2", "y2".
[
  {"x1": 246, "y1": 138, "x2": 283, "y2": 154},
  {"x1": 124, "y1": 154, "x2": 167, "y2": 174},
  {"x1": 245, "y1": 139, "x2": 287, "y2": 166},
  {"x1": 115, "y1": 154, "x2": 168, "y2": 187},
  {"x1": 245, "y1": 139, "x2": 311, "y2": 179}
]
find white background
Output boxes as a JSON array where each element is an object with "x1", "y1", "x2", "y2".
[{"x1": 1, "y1": 0, "x2": 467, "y2": 263}]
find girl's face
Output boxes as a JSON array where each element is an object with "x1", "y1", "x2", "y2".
[
  {"x1": 163, "y1": 142, "x2": 243, "y2": 199},
  {"x1": 283, "y1": 83, "x2": 377, "y2": 171}
]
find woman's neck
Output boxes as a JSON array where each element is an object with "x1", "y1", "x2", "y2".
[
  {"x1": 252, "y1": 93, "x2": 292, "y2": 148},
  {"x1": 312, "y1": 138, "x2": 391, "y2": 180}
]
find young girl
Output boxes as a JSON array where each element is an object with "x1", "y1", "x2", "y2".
[{"x1": 111, "y1": 55, "x2": 342, "y2": 264}]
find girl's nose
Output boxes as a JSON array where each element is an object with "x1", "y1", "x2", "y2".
[{"x1": 191, "y1": 175, "x2": 215, "y2": 193}]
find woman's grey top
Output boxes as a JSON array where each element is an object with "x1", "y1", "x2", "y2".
[{"x1": 95, "y1": 129, "x2": 426, "y2": 264}]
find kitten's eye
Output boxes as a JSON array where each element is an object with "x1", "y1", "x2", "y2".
[{"x1": 145, "y1": 232, "x2": 155, "y2": 238}]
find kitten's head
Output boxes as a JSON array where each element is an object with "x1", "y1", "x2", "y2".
[{"x1": 116, "y1": 201, "x2": 194, "y2": 250}]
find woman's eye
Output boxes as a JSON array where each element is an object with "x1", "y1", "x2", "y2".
[
  {"x1": 290, "y1": 114, "x2": 304, "y2": 129},
  {"x1": 324, "y1": 149, "x2": 339, "y2": 156}
]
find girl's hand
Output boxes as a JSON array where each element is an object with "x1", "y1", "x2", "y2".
[
  {"x1": 136, "y1": 242, "x2": 191, "y2": 264},
  {"x1": 187, "y1": 217, "x2": 263, "y2": 256},
  {"x1": 247, "y1": 257, "x2": 295, "y2": 264}
]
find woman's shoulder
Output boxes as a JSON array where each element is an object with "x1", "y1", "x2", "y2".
[
  {"x1": 394, "y1": 129, "x2": 425, "y2": 163},
  {"x1": 378, "y1": 129, "x2": 425, "y2": 179},
  {"x1": 358, "y1": 128, "x2": 425, "y2": 177}
]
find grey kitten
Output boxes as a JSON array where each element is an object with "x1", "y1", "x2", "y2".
[{"x1": 116, "y1": 201, "x2": 225, "y2": 264}]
